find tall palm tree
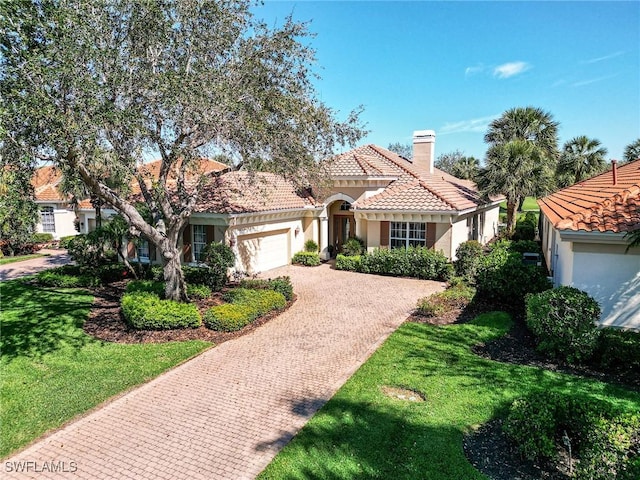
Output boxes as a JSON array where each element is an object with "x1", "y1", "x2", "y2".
[
  {"x1": 480, "y1": 107, "x2": 559, "y2": 232},
  {"x1": 623, "y1": 139, "x2": 640, "y2": 164},
  {"x1": 451, "y1": 156, "x2": 480, "y2": 181},
  {"x1": 556, "y1": 135, "x2": 608, "y2": 187}
]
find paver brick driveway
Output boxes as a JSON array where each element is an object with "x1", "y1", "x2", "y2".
[{"x1": 3, "y1": 264, "x2": 444, "y2": 479}]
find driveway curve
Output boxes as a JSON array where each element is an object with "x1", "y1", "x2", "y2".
[
  {"x1": 3, "y1": 264, "x2": 444, "y2": 479},
  {"x1": 0, "y1": 249, "x2": 71, "y2": 281}
]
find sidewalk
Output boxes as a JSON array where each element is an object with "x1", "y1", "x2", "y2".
[
  {"x1": 0, "y1": 249, "x2": 71, "y2": 281},
  {"x1": 2, "y1": 264, "x2": 444, "y2": 479}
]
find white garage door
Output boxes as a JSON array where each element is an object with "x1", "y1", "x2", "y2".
[{"x1": 237, "y1": 229, "x2": 289, "y2": 274}]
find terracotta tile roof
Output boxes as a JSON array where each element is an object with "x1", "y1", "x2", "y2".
[
  {"x1": 32, "y1": 165, "x2": 66, "y2": 202},
  {"x1": 327, "y1": 144, "x2": 489, "y2": 212},
  {"x1": 538, "y1": 159, "x2": 640, "y2": 233},
  {"x1": 131, "y1": 158, "x2": 228, "y2": 196},
  {"x1": 195, "y1": 171, "x2": 316, "y2": 214}
]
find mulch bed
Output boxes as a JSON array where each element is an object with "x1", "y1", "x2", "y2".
[
  {"x1": 409, "y1": 300, "x2": 639, "y2": 480},
  {"x1": 83, "y1": 281, "x2": 295, "y2": 344}
]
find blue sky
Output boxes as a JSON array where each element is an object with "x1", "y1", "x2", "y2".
[{"x1": 255, "y1": 1, "x2": 640, "y2": 162}]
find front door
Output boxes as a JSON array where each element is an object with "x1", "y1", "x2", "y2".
[{"x1": 333, "y1": 215, "x2": 355, "y2": 253}]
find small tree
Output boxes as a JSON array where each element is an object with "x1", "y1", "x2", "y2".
[{"x1": 0, "y1": 160, "x2": 38, "y2": 256}]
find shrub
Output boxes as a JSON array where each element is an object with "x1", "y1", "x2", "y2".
[
  {"x1": 292, "y1": 251, "x2": 320, "y2": 266},
  {"x1": 335, "y1": 254, "x2": 362, "y2": 272},
  {"x1": 126, "y1": 280, "x2": 166, "y2": 297},
  {"x1": 58, "y1": 235, "x2": 76, "y2": 249},
  {"x1": 31, "y1": 233, "x2": 54, "y2": 244},
  {"x1": 342, "y1": 237, "x2": 364, "y2": 256},
  {"x1": 205, "y1": 288, "x2": 286, "y2": 331},
  {"x1": 95, "y1": 263, "x2": 129, "y2": 283},
  {"x1": 504, "y1": 391, "x2": 639, "y2": 478},
  {"x1": 512, "y1": 220, "x2": 535, "y2": 241},
  {"x1": 509, "y1": 240, "x2": 541, "y2": 254},
  {"x1": 526, "y1": 286, "x2": 601, "y2": 364},
  {"x1": 186, "y1": 283, "x2": 212, "y2": 299},
  {"x1": 476, "y1": 247, "x2": 551, "y2": 307},
  {"x1": 121, "y1": 292, "x2": 201, "y2": 330},
  {"x1": 416, "y1": 283, "x2": 476, "y2": 317},
  {"x1": 239, "y1": 276, "x2": 294, "y2": 301},
  {"x1": 454, "y1": 240, "x2": 483, "y2": 283},
  {"x1": 594, "y1": 328, "x2": 640, "y2": 372},
  {"x1": 304, "y1": 239, "x2": 318, "y2": 252},
  {"x1": 35, "y1": 268, "x2": 100, "y2": 288},
  {"x1": 362, "y1": 247, "x2": 452, "y2": 280},
  {"x1": 184, "y1": 241, "x2": 235, "y2": 290}
]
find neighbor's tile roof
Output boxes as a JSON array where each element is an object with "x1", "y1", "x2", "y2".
[
  {"x1": 32, "y1": 165, "x2": 65, "y2": 202},
  {"x1": 327, "y1": 144, "x2": 490, "y2": 212},
  {"x1": 195, "y1": 171, "x2": 316, "y2": 214},
  {"x1": 538, "y1": 159, "x2": 640, "y2": 233}
]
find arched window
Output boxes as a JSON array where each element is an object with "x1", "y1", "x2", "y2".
[{"x1": 340, "y1": 201, "x2": 352, "y2": 211}]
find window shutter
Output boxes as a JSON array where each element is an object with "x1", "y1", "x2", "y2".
[
  {"x1": 426, "y1": 223, "x2": 436, "y2": 249},
  {"x1": 126, "y1": 241, "x2": 136, "y2": 259},
  {"x1": 206, "y1": 225, "x2": 215, "y2": 244},
  {"x1": 182, "y1": 224, "x2": 192, "y2": 262},
  {"x1": 380, "y1": 221, "x2": 390, "y2": 248}
]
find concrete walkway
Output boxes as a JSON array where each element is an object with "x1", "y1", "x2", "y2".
[
  {"x1": 3, "y1": 264, "x2": 444, "y2": 479},
  {"x1": 0, "y1": 249, "x2": 71, "y2": 281}
]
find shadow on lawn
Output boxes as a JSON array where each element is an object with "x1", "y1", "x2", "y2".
[
  {"x1": 257, "y1": 396, "x2": 481, "y2": 480},
  {"x1": 0, "y1": 281, "x2": 94, "y2": 360}
]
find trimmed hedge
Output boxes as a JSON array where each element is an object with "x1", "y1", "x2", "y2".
[
  {"x1": 58, "y1": 235, "x2": 76, "y2": 249},
  {"x1": 35, "y1": 267, "x2": 100, "y2": 288},
  {"x1": 121, "y1": 292, "x2": 202, "y2": 330},
  {"x1": 504, "y1": 391, "x2": 639, "y2": 479},
  {"x1": 204, "y1": 288, "x2": 286, "y2": 332},
  {"x1": 526, "y1": 286, "x2": 601, "y2": 364},
  {"x1": 595, "y1": 328, "x2": 640, "y2": 373},
  {"x1": 31, "y1": 233, "x2": 54, "y2": 243},
  {"x1": 454, "y1": 240, "x2": 483, "y2": 283},
  {"x1": 186, "y1": 283, "x2": 212, "y2": 299},
  {"x1": 304, "y1": 239, "x2": 319, "y2": 252},
  {"x1": 240, "y1": 276, "x2": 294, "y2": 302},
  {"x1": 336, "y1": 247, "x2": 452, "y2": 281},
  {"x1": 126, "y1": 280, "x2": 166, "y2": 297},
  {"x1": 292, "y1": 251, "x2": 320, "y2": 266}
]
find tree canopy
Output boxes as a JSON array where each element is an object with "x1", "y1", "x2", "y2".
[
  {"x1": 556, "y1": 135, "x2": 608, "y2": 188},
  {"x1": 623, "y1": 139, "x2": 640, "y2": 164},
  {"x1": 387, "y1": 142, "x2": 412, "y2": 160},
  {"x1": 478, "y1": 106, "x2": 559, "y2": 232},
  {"x1": 1, "y1": 0, "x2": 365, "y2": 300}
]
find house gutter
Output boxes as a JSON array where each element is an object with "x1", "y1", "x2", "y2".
[{"x1": 558, "y1": 229, "x2": 630, "y2": 245}]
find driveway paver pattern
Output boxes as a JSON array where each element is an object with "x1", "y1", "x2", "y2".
[{"x1": 2, "y1": 264, "x2": 444, "y2": 479}]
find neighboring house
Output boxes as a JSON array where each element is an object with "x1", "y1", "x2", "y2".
[
  {"x1": 538, "y1": 159, "x2": 640, "y2": 330},
  {"x1": 32, "y1": 130, "x2": 502, "y2": 274}
]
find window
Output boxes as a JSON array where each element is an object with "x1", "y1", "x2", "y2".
[
  {"x1": 137, "y1": 240, "x2": 150, "y2": 262},
  {"x1": 192, "y1": 225, "x2": 207, "y2": 262},
  {"x1": 340, "y1": 201, "x2": 352, "y2": 211},
  {"x1": 40, "y1": 206, "x2": 55, "y2": 233},
  {"x1": 390, "y1": 222, "x2": 426, "y2": 249}
]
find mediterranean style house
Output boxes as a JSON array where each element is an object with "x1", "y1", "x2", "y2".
[
  {"x1": 538, "y1": 159, "x2": 640, "y2": 330},
  {"x1": 34, "y1": 130, "x2": 502, "y2": 274}
]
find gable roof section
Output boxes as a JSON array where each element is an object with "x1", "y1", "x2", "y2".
[
  {"x1": 328, "y1": 144, "x2": 489, "y2": 212},
  {"x1": 195, "y1": 171, "x2": 316, "y2": 214},
  {"x1": 538, "y1": 159, "x2": 640, "y2": 233},
  {"x1": 32, "y1": 165, "x2": 65, "y2": 202}
]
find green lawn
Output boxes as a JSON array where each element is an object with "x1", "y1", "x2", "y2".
[
  {"x1": 0, "y1": 254, "x2": 46, "y2": 266},
  {"x1": 499, "y1": 196, "x2": 540, "y2": 213},
  {"x1": 0, "y1": 280, "x2": 211, "y2": 458},
  {"x1": 258, "y1": 313, "x2": 640, "y2": 480}
]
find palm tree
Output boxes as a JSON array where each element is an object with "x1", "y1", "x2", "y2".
[
  {"x1": 451, "y1": 156, "x2": 480, "y2": 181},
  {"x1": 480, "y1": 107, "x2": 559, "y2": 232},
  {"x1": 556, "y1": 135, "x2": 608, "y2": 187},
  {"x1": 623, "y1": 139, "x2": 640, "y2": 164}
]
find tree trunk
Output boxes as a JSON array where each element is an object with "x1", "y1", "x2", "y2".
[
  {"x1": 162, "y1": 245, "x2": 189, "y2": 302},
  {"x1": 506, "y1": 201, "x2": 518, "y2": 234}
]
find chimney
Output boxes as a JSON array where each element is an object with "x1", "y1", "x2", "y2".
[
  {"x1": 612, "y1": 160, "x2": 618, "y2": 185},
  {"x1": 412, "y1": 130, "x2": 436, "y2": 174}
]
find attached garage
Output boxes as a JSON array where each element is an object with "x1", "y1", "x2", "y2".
[{"x1": 236, "y1": 229, "x2": 290, "y2": 274}]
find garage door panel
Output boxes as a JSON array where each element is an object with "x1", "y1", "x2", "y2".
[{"x1": 237, "y1": 230, "x2": 289, "y2": 274}]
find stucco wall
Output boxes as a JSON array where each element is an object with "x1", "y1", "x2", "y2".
[
  {"x1": 449, "y1": 218, "x2": 469, "y2": 260},
  {"x1": 434, "y1": 222, "x2": 453, "y2": 258},
  {"x1": 35, "y1": 203, "x2": 77, "y2": 239},
  {"x1": 572, "y1": 244, "x2": 640, "y2": 330},
  {"x1": 482, "y1": 207, "x2": 500, "y2": 244}
]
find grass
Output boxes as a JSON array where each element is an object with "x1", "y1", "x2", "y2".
[
  {"x1": 0, "y1": 254, "x2": 46, "y2": 266},
  {"x1": 258, "y1": 312, "x2": 640, "y2": 479},
  {"x1": 0, "y1": 280, "x2": 212, "y2": 458},
  {"x1": 499, "y1": 196, "x2": 540, "y2": 213}
]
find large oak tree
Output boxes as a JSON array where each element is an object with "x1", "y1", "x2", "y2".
[{"x1": 1, "y1": 0, "x2": 364, "y2": 300}]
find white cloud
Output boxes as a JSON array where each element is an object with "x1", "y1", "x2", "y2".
[
  {"x1": 439, "y1": 114, "x2": 500, "y2": 135},
  {"x1": 571, "y1": 73, "x2": 618, "y2": 87},
  {"x1": 582, "y1": 51, "x2": 625, "y2": 64},
  {"x1": 493, "y1": 61, "x2": 531, "y2": 79}
]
